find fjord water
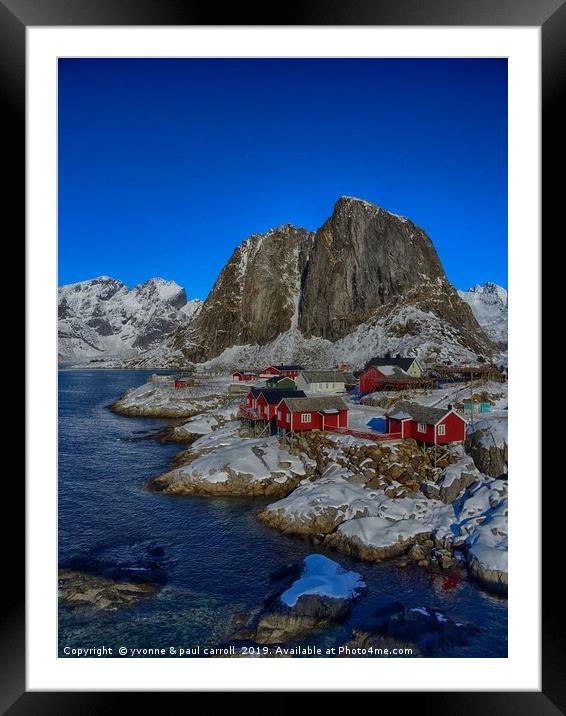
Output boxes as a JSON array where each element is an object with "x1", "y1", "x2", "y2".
[{"x1": 58, "y1": 370, "x2": 507, "y2": 657}]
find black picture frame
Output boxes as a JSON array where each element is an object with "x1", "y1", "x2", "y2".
[{"x1": 6, "y1": 0, "x2": 557, "y2": 708}]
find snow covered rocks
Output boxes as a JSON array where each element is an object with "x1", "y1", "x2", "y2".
[
  {"x1": 467, "y1": 416, "x2": 508, "y2": 477},
  {"x1": 421, "y1": 457, "x2": 481, "y2": 504},
  {"x1": 110, "y1": 379, "x2": 231, "y2": 418},
  {"x1": 325, "y1": 517, "x2": 433, "y2": 561},
  {"x1": 465, "y1": 499, "x2": 508, "y2": 593},
  {"x1": 149, "y1": 433, "x2": 316, "y2": 497},
  {"x1": 233, "y1": 554, "x2": 366, "y2": 644},
  {"x1": 257, "y1": 467, "x2": 384, "y2": 535}
]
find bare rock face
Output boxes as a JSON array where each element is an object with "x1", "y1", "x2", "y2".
[
  {"x1": 185, "y1": 225, "x2": 313, "y2": 361},
  {"x1": 299, "y1": 198, "x2": 489, "y2": 354},
  {"x1": 299, "y1": 197, "x2": 443, "y2": 340},
  {"x1": 177, "y1": 196, "x2": 492, "y2": 364},
  {"x1": 232, "y1": 555, "x2": 366, "y2": 644}
]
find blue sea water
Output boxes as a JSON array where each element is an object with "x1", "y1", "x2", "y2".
[{"x1": 58, "y1": 370, "x2": 508, "y2": 658}]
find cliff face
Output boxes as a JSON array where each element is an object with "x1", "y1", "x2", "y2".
[
  {"x1": 178, "y1": 196, "x2": 492, "y2": 364},
  {"x1": 185, "y1": 225, "x2": 313, "y2": 361},
  {"x1": 298, "y1": 197, "x2": 447, "y2": 341},
  {"x1": 69, "y1": 196, "x2": 496, "y2": 369}
]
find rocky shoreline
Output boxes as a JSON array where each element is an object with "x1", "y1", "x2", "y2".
[
  {"x1": 108, "y1": 377, "x2": 509, "y2": 601},
  {"x1": 59, "y1": 569, "x2": 160, "y2": 611}
]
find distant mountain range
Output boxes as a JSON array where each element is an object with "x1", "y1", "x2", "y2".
[
  {"x1": 458, "y1": 282, "x2": 508, "y2": 348},
  {"x1": 58, "y1": 197, "x2": 507, "y2": 369},
  {"x1": 58, "y1": 276, "x2": 201, "y2": 365}
]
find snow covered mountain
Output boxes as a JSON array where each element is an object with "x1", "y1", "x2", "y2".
[
  {"x1": 58, "y1": 276, "x2": 202, "y2": 364},
  {"x1": 117, "y1": 197, "x2": 496, "y2": 370},
  {"x1": 61, "y1": 199, "x2": 502, "y2": 370},
  {"x1": 458, "y1": 283, "x2": 508, "y2": 347}
]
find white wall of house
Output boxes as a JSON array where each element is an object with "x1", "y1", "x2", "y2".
[
  {"x1": 406, "y1": 361, "x2": 422, "y2": 377},
  {"x1": 295, "y1": 376, "x2": 345, "y2": 393}
]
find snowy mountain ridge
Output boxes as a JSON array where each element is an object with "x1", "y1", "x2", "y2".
[
  {"x1": 457, "y1": 282, "x2": 508, "y2": 347},
  {"x1": 59, "y1": 198, "x2": 506, "y2": 369},
  {"x1": 58, "y1": 276, "x2": 202, "y2": 364}
]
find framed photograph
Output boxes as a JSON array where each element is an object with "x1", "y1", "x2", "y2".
[{"x1": 7, "y1": 0, "x2": 558, "y2": 706}]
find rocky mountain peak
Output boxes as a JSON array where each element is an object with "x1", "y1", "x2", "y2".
[
  {"x1": 58, "y1": 275, "x2": 198, "y2": 364},
  {"x1": 297, "y1": 196, "x2": 446, "y2": 341},
  {"x1": 135, "y1": 277, "x2": 187, "y2": 309},
  {"x1": 458, "y1": 282, "x2": 508, "y2": 348}
]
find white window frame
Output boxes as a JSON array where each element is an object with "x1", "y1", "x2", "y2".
[
  {"x1": 417, "y1": 422, "x2": 427, "y2": 433},
  {"x1": 301, "y1": 413, "x2": 311, "y2": 423},
  {"x1": 286, "y1": 413, "x2": 290, "y2": 423},
  {"x1": 277, "y1": 411, "x2": 281, "y2": 421},
  {"x1": 437, "y1": 424, "x2": 446, "y2": 436}
]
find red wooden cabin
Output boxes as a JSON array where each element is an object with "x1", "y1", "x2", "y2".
[
  {"x1": 359, "y1": 365, "x2": 434, "y2": 394},
  {"x1": 260, "y1": 364, "x2": 304, "y2": 379},
  {"x1": 232, "y1": 370, "x2": 257, "y2": 382},
  {"x1": 359, "y1": 366, "x2": 388, "y2": 394},
  {"x1": 276, "y1": 396, "x2": 349, "y2": 433},
  {"x1": 174, "y1": 379, "x2": 194, "y2": 389},
  {"x1": 385, "y1": 401, "x2": 467, "y2": 445},
  {"x1": 241, "y1": 388, "x2": 306, "y2": 420}
]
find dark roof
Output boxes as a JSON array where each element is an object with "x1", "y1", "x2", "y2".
[
  {"x1": 233, "y1": 369, "x2": 256, "y2": 374},
  {"x1": 299, "y1": 370, "x2": 346, "y2": 384},
  {"x1": 363, "y1": 356, "x2": 418, "y2": 372},
  {"x1": 270, "y1": 364, "x2": 304, "y2": 371},
  {"x1": 282, "y1": 396, "x2": 348, "y2": 412},
  {"x1": 386, "y1": 400, "x2": 463, "y2": 426},
  {"x1": 251, "y1": 388, "x2": 306, "y2": 404},
  {"x1": 266, "y1": 375, "x2": 295, "y2": 384}
]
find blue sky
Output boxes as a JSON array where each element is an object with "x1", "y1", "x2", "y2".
[{"x1": 58, "y1": 58, "x2": 507, "y2": 298}]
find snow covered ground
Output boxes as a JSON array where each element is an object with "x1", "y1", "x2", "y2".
[{"x1": 112, "y1": 372, "x2": 508, "y2": 592}]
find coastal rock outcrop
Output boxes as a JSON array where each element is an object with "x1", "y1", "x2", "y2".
[
  {"x1": 257, "y1": 467, "x2": 385, "y2": 535},
  {"x1": 420, "y1": 457, "x2": 481, "y2": 504},
  {"x1": 149, "y1": 432, "x2": 316, "y2": 497},
  {"x1": 464, "y1": 499, "x2": 508, "y2": 593},
  {"x1": 467, "y1": 417, "x2": 508, "y2": 477},
  {"x1": 324, "y1": 516, "x2": 434, "y2": 561},
  {"x1": 110, "y1": 379, "x2": 233, "y2": 419},
  {"x1": 341, "y1": 601, "x2": 480, "y2": 656},
  {"x1": 58, "y1": 570, "x2": 160, "y2": 610},
  {"x1": 233, "y1": 554, "x2": 366, "y2": 644}
]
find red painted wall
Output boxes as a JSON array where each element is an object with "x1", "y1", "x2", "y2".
[
  {"x1": 387, "y1": 417, "x2": 406, "y2": 435},
  {"x1": 359, "y1": 366, "x2": 386, "y2": 394},
  {"x1": 257, "y1": 393, "x2": 277, "y2": 419},
  {"x1": 263, "y1": 366, "x2": 280, "y2": 376},
  {"x1": 436, "y1": 411, "x2": 467, "y2": 443},
  {"x1": 280, "y1": 369, "x2": 301, "y2": 379},
  {"x1": 399, "y1": 412, "x2": 466, "y2": 444},
  {"x1": 403, "y1": 420, "x2": 436, "y2": 443},
  {"x1": 276, "y1": 403, "x2": 349, "y2": 431},
  {"x1": 233, "y1": 372, "x2": 255, "y2": 381}
]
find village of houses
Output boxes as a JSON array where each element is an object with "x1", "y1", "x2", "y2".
[{"x1": 111, "y1": 354, "x2": 508, "y2": 600}]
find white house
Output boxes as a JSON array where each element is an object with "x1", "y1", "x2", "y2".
[
  {"x1": 295, "y1": 370, "x2": 347, "y2": 394},
  {"x1": 363, "y1": 356, "x2": 423, "y2": 378}
]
